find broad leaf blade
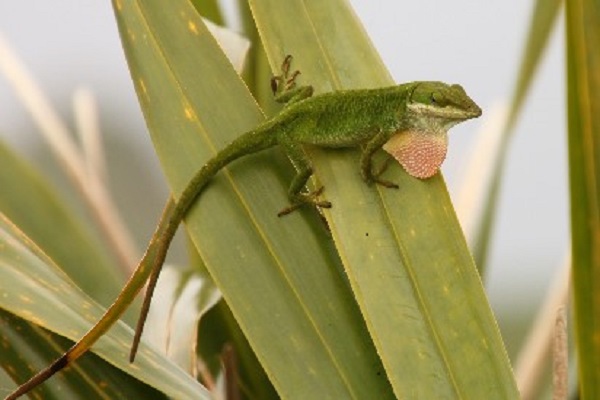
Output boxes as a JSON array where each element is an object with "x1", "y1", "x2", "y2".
[
  {"x1": 566, "y1": 0, "x2": 600, "y2": 397},
  {"x1": 250, "y1": 0, "x2": 519, "y2": 398},
  {"x1": 0, "y1": 140, "x2": 125, "y2": 310},
  {"x1": 114, "y1": 0, "x2": 394, "y2": 398},
  {"x1": 0, "y1": 214, "x2": 210, "y2": 399},
  {"x1": 0, "y1": 309, "x2": 166, "y2": 400}
]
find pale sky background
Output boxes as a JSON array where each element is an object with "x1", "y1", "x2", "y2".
[{"x1": 0, "y1": 1, "x2": 567, "y2": 354}]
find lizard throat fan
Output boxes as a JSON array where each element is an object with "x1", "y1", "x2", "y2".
[
  {"x1": 383, "y1": 130, "x2": 448, "y2": 179},
  {"x1": 382, "y1": 82, "x2": 481, "y2": 179}
]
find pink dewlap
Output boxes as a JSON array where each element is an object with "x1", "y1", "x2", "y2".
[{"x1": 382, "y1": 130, "x2": 448, "y2": 179}]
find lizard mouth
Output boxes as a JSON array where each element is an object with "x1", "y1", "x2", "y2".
[
  {"x1": 382, "y1": 130, "x2": 448, "y2": 179},
  {"x1": 407, "y1": 102, "x2": 482, "y2": 122}
]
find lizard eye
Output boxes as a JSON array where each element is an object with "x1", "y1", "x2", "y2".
[{"x1": 430, "y1": 92, "x2": 446, "y2": 106}]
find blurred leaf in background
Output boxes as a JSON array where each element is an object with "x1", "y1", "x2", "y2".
[{"x1": 566, "y1": 0, "x2": 600, "y2": 398}]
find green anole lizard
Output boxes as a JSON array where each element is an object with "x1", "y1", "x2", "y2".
[{"x1": 5, "y1": 55, "x2": 481, "y2": 399}]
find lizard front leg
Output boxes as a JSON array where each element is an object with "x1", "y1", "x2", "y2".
[
  {"x1": 278, "y1": 140, "x2": 331, "y2": 216},
  {"x1": 360, "y1": 131, "x2": 399, "y2": 189}
]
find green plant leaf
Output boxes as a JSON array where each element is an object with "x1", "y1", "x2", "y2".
[
  {"x1": 112, "y1": 0, "x2": 519, "y2": 399},
  {"x1": 0, "y1": 213, "x2": 210, "y2": 398},
  {"x1": 0, "y1": 139, "x2": 125, "y2": 310},
  {"x1": 190, "y1": 0, "x2": 223, "y2": 25},
  {"x1": 566, "y1": 0, "x2": 600, "y2": 397},
  {"x1": 250, "y1": 0, "x2": 519, "y2": 398},
  {"x1": 113, "y1": 0, "x2": 394, "y2": 398},
  {"x1": 0, "y1": 309, "x2": 166, "y2": 400}
]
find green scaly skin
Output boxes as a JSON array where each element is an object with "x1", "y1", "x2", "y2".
[{"x1": 5, "y1": 56, "x2": 481, "y2": 400}]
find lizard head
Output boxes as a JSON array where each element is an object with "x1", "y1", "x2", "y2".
[
  {"x1": 383, "y1": 82, "x2": 482, "y2": 179},
  {"x1": 406, "y1": 81, "x2": 482, "y2": 131}
]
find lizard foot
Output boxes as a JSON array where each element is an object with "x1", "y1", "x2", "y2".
[
  {"x1": 271, "y1": 55, "x2": 314, "y2": 105},
  {"x1": 271, "y1": 54, "x2": 301, "y2": 95},
  {"x1": 278, "y1": 186, "x2": 332, "y2": 217}
]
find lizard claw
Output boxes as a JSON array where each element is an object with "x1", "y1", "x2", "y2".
[
  {"x1": 364, "y1": 158, "x2": 399, "y2": 189},
  {"x1": 271, "y1": 55, "x2": 314, "y2": 105},
  {"x1": 271, "y1": 54, "x2": 301, "y2": 96},
  {"x1": 277, "y1": 186, "x2": 331, "y2": 217},
  {"x1": 364, "y1": 175, "x2": 398, "y2": 189},
  {"x1": 374, "y1": 179, "x2": 399, "y2": 189}
]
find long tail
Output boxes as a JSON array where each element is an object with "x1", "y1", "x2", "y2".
[
  {"x1": 5, "y1": 125, "x2": 277, "y2": 400},
  {"x1": 130, "y1": 123, "x2": 279, "y2": 361}
]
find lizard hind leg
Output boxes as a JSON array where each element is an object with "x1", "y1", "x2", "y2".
[
  {"x1": 278, "y1": 141, "x2": 331, "y2": 217},
  {"x1": 271, "y1": 54, "x2": 314, "y2": 106}
]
